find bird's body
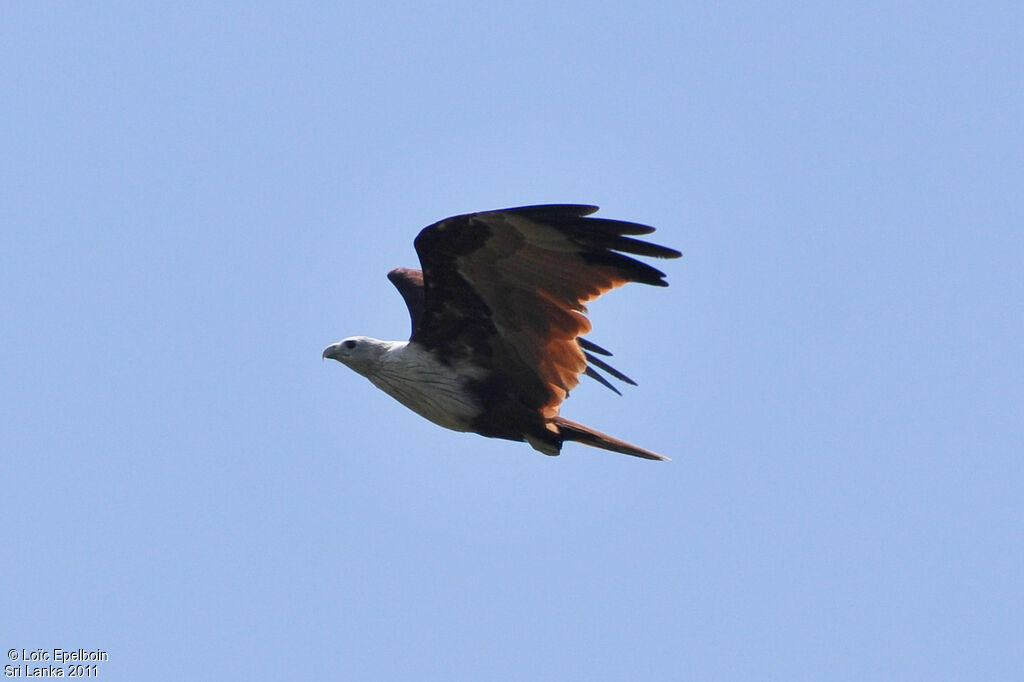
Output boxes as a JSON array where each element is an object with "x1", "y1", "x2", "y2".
[
  {"x1": 345, "y1": 337, "x2": 482, "y2": 433},
  {"x1": 323, "y1": 204, "x2": 681, "y2": 461}
]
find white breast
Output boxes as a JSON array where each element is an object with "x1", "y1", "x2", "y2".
[{"x1": 367, "y1": 342, "x2": 483, "y2": 432}]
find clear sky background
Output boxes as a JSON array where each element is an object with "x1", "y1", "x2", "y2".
[{"x1": 3, "y1": 2, "x2": 1021, "y2": 680}]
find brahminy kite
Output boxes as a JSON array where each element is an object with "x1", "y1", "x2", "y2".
[{"x1": 323, "y1": 204, "x2": 681, "y2": 460}]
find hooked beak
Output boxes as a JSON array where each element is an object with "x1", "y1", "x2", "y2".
[{"x1": 322, "y1": 343, "x2": 342, "y2": 360}]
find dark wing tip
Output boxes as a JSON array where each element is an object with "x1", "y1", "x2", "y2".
[
  {"x1": 581, "y1": 250, "x2": 672, "y2": 286},
  {"x1": 579, "y1": 337, "x2": 638, "y2": 395},
  {"x1": 584, "y1": 366, "x2": 622, "y2": 395},
  {"x1": 497, "y1": 204, "x2": 601, "y2": 220},
  {"x1": 584, "y1": 350, "x2": 637, "y2": 386},
  {"x1": 577, "y1": 337, "x2": 612, "y2": 356},
  {"x1": 521, "y1": 207, "x2": 682, "y2": 286},
  {"x1": 562, "y1": 216, "x2": 659, "y2": 237}
]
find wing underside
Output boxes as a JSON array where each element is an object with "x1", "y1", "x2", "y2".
[
  {"x1": 407, "y1": 203, "x2": 681, "y2": 417},
  {"x1": 388, "y1": 266, "x2": 637, "y2": 395}
]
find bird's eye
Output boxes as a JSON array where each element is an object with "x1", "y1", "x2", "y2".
[{"x1": 343, "y1": 340, "x2": 357, "y2": 349}]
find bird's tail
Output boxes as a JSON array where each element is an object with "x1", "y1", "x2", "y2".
[{"x1": 553, "y1": 416, "x2": 669, "y2": 461}]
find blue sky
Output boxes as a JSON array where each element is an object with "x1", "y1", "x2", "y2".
[{"x1": 3, "y1": 2, "x2": 1021, "y2": 680}]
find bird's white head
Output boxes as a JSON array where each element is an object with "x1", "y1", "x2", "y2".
[{"x1": 322, "y1": 336, "x2": 390, "y2": 377}]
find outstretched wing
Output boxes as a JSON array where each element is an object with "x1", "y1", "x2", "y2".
[
  {"x1": 411, "y1": 204, "x2": 681, "y2": 418},
  {"x1": 388, "y1": 266, "x2": 637, "y2": 394}
]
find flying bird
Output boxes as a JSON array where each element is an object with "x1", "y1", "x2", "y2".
[{"x1": 323, "y1": 204, "x2": 681, "y2": 460}]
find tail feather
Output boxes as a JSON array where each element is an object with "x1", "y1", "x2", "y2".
[{"x1": 553, "y1": 416, "x2": 669, "y2": 461}]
